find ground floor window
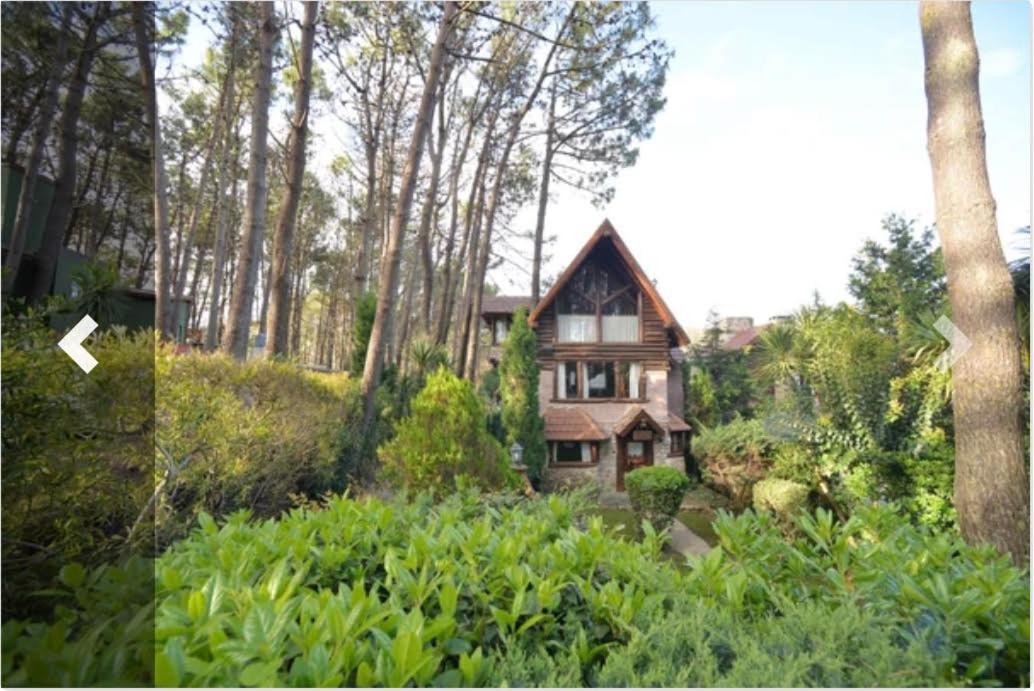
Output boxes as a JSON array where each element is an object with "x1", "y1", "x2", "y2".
[
  {"x1": 550, "y1": 441, "x2": 599, "y2": 465},
  {"x1": 669, "y1": 431, "x2": 687, "y2": 456}
]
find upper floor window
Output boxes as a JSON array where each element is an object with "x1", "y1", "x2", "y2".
[
  {"x1": 585, "y1": 362, "x2": 615, "y2": 398},
  {"x1": 556, "y1": 360, "x2": 643, "y2": 400},
  {"x1": 556, "y1": 262, "x2": 639, "y2": 343},
  {"x1": 493, "y1": 318, "x2": 510, "y2": 345}
]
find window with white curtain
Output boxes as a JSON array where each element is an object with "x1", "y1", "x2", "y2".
[
  {"x1": 556, "y1": 361, "x2": 578, "y2": 399},
  {"x1": 629, "y1": 362, "x2": 642, "y2": 398},
  {"x1": 557, "y1": 315, "x2": 597, "y2": 342},
  {"x1": 555, "y1": 261, "x2": 640, "y2": 343},
  {"x1": 602, "y1": 315, "x2": 639, "y2": 342}
]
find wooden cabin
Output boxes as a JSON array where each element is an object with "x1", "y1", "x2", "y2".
[{"x1": 482, "y1": 219, "x2": 691, "y2": 492}]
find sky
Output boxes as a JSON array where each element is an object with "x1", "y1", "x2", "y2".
[
  {"x1": 492, "y1": 1, "x2": 1031, "y2": 330},
  {"x1": 166, "y1": 2, "x2": 1032, "y2": 333}
]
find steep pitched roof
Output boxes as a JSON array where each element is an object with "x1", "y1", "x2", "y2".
[
  {"x1": 613, "y1": 405, "x2": 665, "y2": 438},
  {"x1": 527, "y1": 219, "x2": 690, "y2": 346},
  {"x1": 544, "y1": 408, "x2": 608, "y2": 441},
  {"x1": 481, "y1": 295, "x2": 533, "y2": 316}
]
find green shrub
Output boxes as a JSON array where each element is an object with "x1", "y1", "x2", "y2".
[
  {"x1": 379, "y1": 367, "x2": 511, "y2": 494},
  {"x1": 851, "y1": 446, "x2": 956, "y2": 531},
  {"x1": 625, "y1": 466, "x2": 691, "y2": 532},
  {"x1": 4, "y1": 494, "x2": 1028, "y2": 687},
  {"x1": 693, "y1": 417, "x2": 774, "y2": 508},
  {"x1": 1, "y1": 308, "x2": 154, "y2": 619},
  {"x1": 752, "y1": 478, "x2": 810, "y2": 524},
  {"x1": 3, "y1": 490, "x2": 677, "y2": 686},
  {"x1": 156, "y1": 348, "x2": 360, "y2": 546},
  {"x1": 596, "y1": 599, "x2": 942, "y2": 687},
  {"x1": 685, "y1": 506, "x2": 1030, "y2": 686}
]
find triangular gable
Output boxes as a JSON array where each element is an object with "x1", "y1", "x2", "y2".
[
  {"x1": 613, "y1": 405, "x2": 665, "y2": 438},
  {"x1": 528, "y1": 219, "x2": 690, "y2": 346}
]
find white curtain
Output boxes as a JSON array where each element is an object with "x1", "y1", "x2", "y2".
[
  {"x1": 556, "y1": 362, "x2": 567, "y2": 399},
  {"x1": 580, "y1": 443, "x2": 592, "y2": 462},
  {"x1": 602, "y1": 316, "x2": 639, "y2": 342},
  {"x1": 557, "y1": 315, "x2": 597, "y2": 342},
  {"x1": 629, "y1": 362, "x2": 641, "y2": 398}
]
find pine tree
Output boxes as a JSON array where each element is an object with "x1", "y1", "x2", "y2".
[{"x1": 499, "y1": 307, "x2": 547, "y2": 484}]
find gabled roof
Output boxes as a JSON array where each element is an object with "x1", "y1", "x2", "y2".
[
  {"x1": 481, "y1": 295, "x2": 533, "y2": 316},
  {"x1": 527, "y1": 219, "x2": 690, "y2": 346},
  {"x1": 667, "y1": 413, "x2": 692, "y2": 433},
  {"x1": 721, "y1": 324, "x2": 770, "y2": 351},
  {"x1": 613, "y1": 405, "x2": 666, "y2": 438},
  {"x1": 544, "y1": 408, "x2": 608, "y2": 441}
]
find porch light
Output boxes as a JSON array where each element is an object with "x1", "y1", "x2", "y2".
[{"x1": 509, "y1": 441, "x2": 524, "y2": 468}]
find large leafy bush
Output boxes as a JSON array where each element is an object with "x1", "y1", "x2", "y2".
[
  {"x1": 378, "y1": 367, "x2": 511, "y2": 494},
  {"x1": 596, "y1": 599, "x2": 942, "y2": 687},
  {"x1": 3, "y1": 490, "x2": 676, "y2": 686},
  {"x1": 156, "y1": 348, "x2": 359, "y2": 546},
  {"x1": 2, "y1": 308, "x2": 154, "y2": 619},
  {"x1": 4, "y1": 494, "x2": 1028, "y2": 687},
  {"x1": 752, "y1": 477, "x2": 810, "y2": 527},
  {"x1": 686, "y1": 506, "x2": 1029, "y2": 686},
  {"x1": 625, "y1": 466, "x2": 691, "y2": 531},
  {"x1": 693, "y1": 417, "x2": 774, "y2": 508}
]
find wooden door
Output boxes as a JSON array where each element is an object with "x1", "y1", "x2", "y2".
[{"x1": 616, "y1": 437, "x2": 653, "y2": 491}]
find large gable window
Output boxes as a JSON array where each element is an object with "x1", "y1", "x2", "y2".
[{"x1": 556, "y1": 261, "x2": 639, "y2": 343}]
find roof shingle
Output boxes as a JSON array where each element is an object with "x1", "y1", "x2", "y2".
[
  {"x1": 544, "y1": 408, "x2": 608, "y2": 441},
  {"x1": 480, "y1": 295, "x2": 533, "y2": 316}
]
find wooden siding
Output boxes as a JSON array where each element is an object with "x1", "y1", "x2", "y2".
[{"x1": 534, "y1": 300, "x2": 672, "y2": 368}]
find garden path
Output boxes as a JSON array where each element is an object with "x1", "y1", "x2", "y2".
[{"x1": 668, "y1": 519, "x2": 712, "y2": 556}]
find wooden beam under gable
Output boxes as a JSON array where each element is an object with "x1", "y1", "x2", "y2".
[{"x1": 527, "y1": 219, "x2": 689, "y2": 346}]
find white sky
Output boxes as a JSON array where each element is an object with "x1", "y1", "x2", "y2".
[
  {"x1": 164, "y1": 2, "x2": 1032, "y2": 332},
  {"x1": 491, "y1": 1, "x2": 1032, "y2": 329}
]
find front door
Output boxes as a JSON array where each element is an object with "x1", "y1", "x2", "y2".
[{"x1": 616, "y1": 436, "x2": 654, "y2": 491}]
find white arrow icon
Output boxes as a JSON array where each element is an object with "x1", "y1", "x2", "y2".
[
  {"x1": 59, "y1": 315, "x2": 99, "y2": 373},
  {"x1": 933, "y1": 315, "x2": 972, "y2": 371}
]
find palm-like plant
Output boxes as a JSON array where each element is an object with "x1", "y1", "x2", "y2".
[{"x1": 756, "y1": 322, "x2": 800, "y2": 386}]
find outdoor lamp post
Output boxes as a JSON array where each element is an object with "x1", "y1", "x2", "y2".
[
  {"x1": 509, "y1": 441, "x2": 524, "y2": 469},
  {"x1": 508, "y1": 441, "x2": 535, "y2": 496}
]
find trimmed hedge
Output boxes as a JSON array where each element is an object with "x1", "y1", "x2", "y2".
[{"x1": 625, "y1": 466, "x2": 692, "y2": 531}]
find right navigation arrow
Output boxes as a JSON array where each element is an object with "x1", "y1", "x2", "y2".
[{"x1": 933, "y1": 315, "x2": 972, "y2": 370}]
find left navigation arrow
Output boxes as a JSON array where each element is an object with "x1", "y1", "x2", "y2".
[{"x1": 59, "y1": 314, "x2": 99, "y2": 373}]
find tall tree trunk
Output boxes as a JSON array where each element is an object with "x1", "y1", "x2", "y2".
[
  {"x1": 920, "y1": 0, "x2": 1029, "y2": 564},
  {"x1": 417, "y1": 67, "x2": 451, "y2": 334},
  {"x1": 3, "y1": 79, "x2": 50, "y2": 166},
  {"x1": 205, "y1": 24, "x2": 239, "y2": 351},
  {"x1": 222, "y1": 1, "x2": 278, "y2": 359},
  {"x1": 3, "y1": 4, "x2": 73, "y2": 298},
  {"x1": 531, "y1": 80, "x2": 557, "y2": 304},
  {"x1": 30, "y1": 3, "x2": 110, "y2": 304},
  {"x1": 454, "y1": 174, "x2": 487, "y2": 372},
  {"x1": 67, "y1": 143, "x2": 103, "y2": 249},
  {"x1": 171, "y1": 81, "x2": 229, "y2": 334},
  {"x1": 266, "y1": 0, "x2": 317, "y2": 357},
  {"x1": 360, "y1": 1, "x2": 457, "y2": 443},
  {"x1": 395, "y1": 243, "x2": 420, "y2": 367},
  {"x1": 462, "y1": 11, "x2": 572, "y2": 378},
  {"x1": 130, "y1": 2, "x2": 174, "y2": 335}
]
